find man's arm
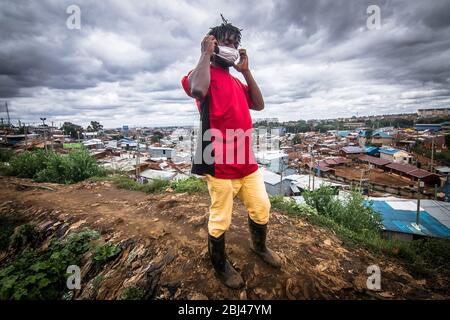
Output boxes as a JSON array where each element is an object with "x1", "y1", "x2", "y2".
[
  {"x1": 234, "y1": 49, "x2": 265, "y2": 111},
  {"x1": 188, "y1": 35, "x2": 217, "y2": 100}
]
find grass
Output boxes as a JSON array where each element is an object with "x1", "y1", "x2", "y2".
[
  {"x1": 270, "y1": 190, "x2": 450, "y2": 278},
  {"x1": 171, "y1": 177, "x2": 208, "y2": 193},
  {"x1": 89, "y1": 174, "x2": 207, "y2": 195}
]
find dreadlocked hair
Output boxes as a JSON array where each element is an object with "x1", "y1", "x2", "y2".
[{"x1": 208, "y1": 14, "x2": 243, "y2": 46}]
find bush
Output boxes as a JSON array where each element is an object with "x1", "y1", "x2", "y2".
[
  {"x1": 171, "y1": 177, "x2": 208, "y2": 193},
  {"x1": 7, "y1": 149, "x2": 106, "y2": 184},
  {"x1": 93, "y1": 243, "x2": 121, "y2": 265},
  {"x1": 8, "y1": 150, "x2": 48, "y2": 179},
  {"x1": 0, "y1": 229, "x2": 99, "y2": 300},
  {"x1": 0, "y1": 148, "x2": 14, "y2": 162},
  {"x1": 303, "y1": 187, "x2": 382, "y2": 234}
]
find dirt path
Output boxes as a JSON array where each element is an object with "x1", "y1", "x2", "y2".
[{"x1": 0, "y1": 176, "x2": 448, "y2": 299}]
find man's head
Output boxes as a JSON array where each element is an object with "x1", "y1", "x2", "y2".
[{"x1": 208, "y1": 14, "x2": 242, "y2": 68}]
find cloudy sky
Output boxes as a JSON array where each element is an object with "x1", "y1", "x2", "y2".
[{"x1": 1, "y1": 0, "x2": 450, "y2": 128}]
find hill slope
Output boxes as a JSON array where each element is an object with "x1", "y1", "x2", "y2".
[{"x1": 0, "y1": 176, "x2": 448, "y2": 299}]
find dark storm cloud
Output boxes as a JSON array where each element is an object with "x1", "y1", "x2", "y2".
[{"x1": 1, "y1": 0, "x2": 449, "y2": 126}]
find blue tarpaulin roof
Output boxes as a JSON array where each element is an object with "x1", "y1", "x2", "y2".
[{"x1": 368, "y1": 200, "x2": 450, "y2": 239}]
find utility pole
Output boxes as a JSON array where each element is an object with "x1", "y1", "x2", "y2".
[
  {"x1": 308, "y1": 145, "x2": 312, "y2": 189},
  {"x1": 5, "y1": 101, "x2": 10, "y2": 126},
  {"x1": 40, "y1": 117, "x2": 47, "y2": 151},
  {"x1": 416, "y1": 179, "x2": 423, "y2": 226},
  {"x1": 136, "y1": 138, "x2": 140, "y2": 180},
  {"x1": 430, "y1": 136, "x2": 435, "y2": 172},
  {"x1": 50, "y1": 121, "x2": 54, "y2": 151}
]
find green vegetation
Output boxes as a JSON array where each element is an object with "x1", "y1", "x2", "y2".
[
  {"x1": 91, "y1": 174, "x2": 208, "y2": 195},
  {"x1": 270, "y1": 187, "x2": 450, "y2": 278},
  {"x1": 5, "y1": 149, "x2": 106, "y2": 184},
  {"x1": 171, "y1": 177, "x2": 208, "y2": 193},
  {"x1": 93, "y1": 243, "x2": 122, "y2": 266},
  {"x1": 303, "y1": 187, "x2": 382, "y2": 234},
  {"x1": 63, "y1": 143, "x2": 83, "y2": 149},
  {"x1": 0, "y1": 214, "x2": 25, "y2": 251},
  {"x1": 10, "y1": 224, "x2": 41, "y2": 249},
  {"x1": 0, "y1": 230, "x2": 99, "y2": 300},
  {"x1": 60, "y1": 122, "x2": 83, "y2": 139},
  {"x1": 109, "y1": 175, "x2": 170, "y2": 193},
  {"x1": 120, "y1": 285, "x2": 145, "y2": 300},
  {"x1": 0, "y1": 148, "x2": 14, "y2": 162}
]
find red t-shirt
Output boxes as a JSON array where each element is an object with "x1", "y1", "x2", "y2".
[{"x1": 181, "y1": 64, "x2": 258, "y2": 179}]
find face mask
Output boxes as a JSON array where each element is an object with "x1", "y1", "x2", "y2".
[{"x1": 214, "y1": 45, "x2": 239, "y2": 66}]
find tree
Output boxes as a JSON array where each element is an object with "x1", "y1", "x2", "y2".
[
  {"x1": 61, "y1": 122, "x2": 83, "y2": 139},
  {"x1": 292, "y1": 134, "x2": 302, "y2": 145},
  {"x1": 445, "y1": 134, "x2": 450, "y2": 148},
  {"x1": 86, "y1": 121, "x2": 103, "y2": 132},
  {"x1": 365, "y1": 129, "x2": 373, "y2": 145},
  {"x1": 151, "y1": 131, "x2": 164, "y2": 144}
]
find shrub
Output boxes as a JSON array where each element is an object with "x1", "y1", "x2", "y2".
[
  {"x1": 93, "y1": 243, "x2": 121, "y2": 265},
  {"x1": 8, "y1": 149, "x2": 106, "y2": 184},
  {"x1": 8, "y1": 150, "x2": 48, "y2": 179},
  {"x1": 0, "y1": 148, "x2": 14, "y2": 162},
  {"x1": 303, "y1": 187, "x2": 382, "y2": 234},
  {"x1": 0, "y1": 229, "x2": 99, "y2": 300},
  {"x1": 171, "y1": 177, "x2": 208, "y2": 193}
]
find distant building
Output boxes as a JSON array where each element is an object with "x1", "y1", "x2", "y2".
[
  {"x1": 82, "y1": 139, "x2": 104, "y2": 150},
  {"x1": 371, "y1": 132, "x2": 394, "y2": 146},
  {"x1": 415, "y1": 124, "x2": 442, "y2": 132},
  {"x1": 255, "y1": 150, "x2": 288, "y2": 174},
  {"x1": 260, "y1": 167, "x2": 295, "y2": 196},
  {"x1": 417, "y1": 108, "x2": 450, "y2": 118},
  {"x1": 148, "y1": 147, "x2": 175, "y2": 159},
  {"x1": 340, "y1": 146, "x2": 364, "y2": 159},
  {"x1": 83, "y1": 132, "x2": 98, "y2": 139},
  {"x1": 379, "y1": 147, "x2": 412, "y2": 164}
]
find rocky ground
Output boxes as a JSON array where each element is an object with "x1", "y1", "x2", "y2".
[{"x1": 0, "y1": 176, "x2": 448, "y2": 300}]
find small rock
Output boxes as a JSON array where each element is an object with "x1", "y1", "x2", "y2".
[{"x1": 190, "y1": 292, "x2": 208, "y2": 300}]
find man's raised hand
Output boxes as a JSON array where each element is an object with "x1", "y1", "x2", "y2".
[{"x1": 201, "y1": 35, "x2": 217, "y2": 56}]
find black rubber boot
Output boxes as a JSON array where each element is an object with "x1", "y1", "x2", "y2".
[
  {"x1": 208, "y1": 233, "x2": 244, "y2": 289},
  {"x1": 248, "y1": 217, "x2": 282, "y2": 268}
]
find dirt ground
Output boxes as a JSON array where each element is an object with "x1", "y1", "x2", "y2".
[
  {"x1": 335, "y1": 166, "x2": 412, "y2": 187},
  {"x1": 0, "y1": 176, "x2": 448, "y2": 300}
]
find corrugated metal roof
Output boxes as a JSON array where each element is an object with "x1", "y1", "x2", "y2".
[
  {"x1": 341, "y1": 146, "x2": 363, "y2": 154},
  {"x1": 379, "y1": 147, "x2": 402, "y2": 155},
  {"x1": 368, "y1": 199, "x2": 450, "y2": 239},
  {"x1": 359, "y1": 155, "x2": 391, "y2": 166}
]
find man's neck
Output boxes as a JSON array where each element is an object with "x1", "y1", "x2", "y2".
[{"x1": 211, "y1": 61, "x2": 230, "y2": 71}]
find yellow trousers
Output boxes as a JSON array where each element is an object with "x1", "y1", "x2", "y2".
[{"x1": 205, "y1": 169, "x2": 271, "y2": 238}]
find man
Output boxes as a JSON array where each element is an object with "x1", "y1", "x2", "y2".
[{"x1": 181, "y1": 16, "x2": 281, "y2": 289}]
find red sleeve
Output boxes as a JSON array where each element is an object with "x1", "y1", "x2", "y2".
[
  {"x1": 181, "y1": 70, "x2": 203, "y2": 111},
  {"x1": 235, "y1": 77, "x2": 254, "y2": 109},
  {"x1": 181, "y1": 70, "x2": 194, "y2": 98}
]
